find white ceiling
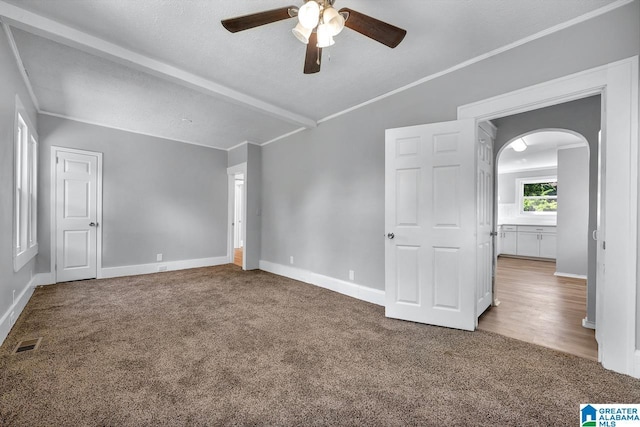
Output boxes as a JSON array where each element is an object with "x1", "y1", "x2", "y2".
[
  {"x1": 0, "y1": 0, "x2": 620, "y2": 150},
  {"x1": 498, "y1": 131, "x2": 587, "y2": 174}
]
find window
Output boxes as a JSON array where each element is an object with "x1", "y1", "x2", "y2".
[
  {"x1": 14, "y1": 96, "x2": 38, "y2": 272},
  {"x1": 517, "y1": 177, "x2": 557, "y2": 215}
]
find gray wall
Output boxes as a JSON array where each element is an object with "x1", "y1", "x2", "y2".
[
  {"x1": 0, "y1": 27, "x2": 38, "y2": 328},
  {"x1": 492, "y1": 96, "x2": 600, "y2": 323},
  {"x1": 227, "y1": 143, "x2": 262, "y2": 270},
  {"x1": 36, "y1": 115, "x2": 228, "y2": 272},
  {"x1": 228, "y1": 144, "x2": 247, "y2": 167},
  {"x1": 260, "y1": 2, "x2": 637, "y2": 292},
  {"x1": 557, "y1": 147, "x2": 589, "y2": 277},
  {"x1": 245, "y1": 144, "x2": 262, "y2": 270}
]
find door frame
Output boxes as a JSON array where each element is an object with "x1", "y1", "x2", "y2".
[
  {"x1": 50, "y1": 146, "x2": 103, "y2": 283},
  {"x1": 458, "y1": 56, "x2": 639, "y2": 377},
  {"x1": 234, "y1": 179, "x2": 244, "y2": 248},
  {"x1": 227, "y1": 162, "x2": 247, "y2": 269}
]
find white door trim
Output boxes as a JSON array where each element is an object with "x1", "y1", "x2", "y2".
[
  {"x1": 227, "y1": 163, "x2": 247, "y2": 269},
  {"x1": 50, "y1": 146, "x2": 103, "y2": 282},
  {"x1": 458, "y1": 56, "x2": 639, "y2": 377}
]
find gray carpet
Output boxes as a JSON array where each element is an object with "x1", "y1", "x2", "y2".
[{"x1": 1, "y1": 264, "x2": 639, "y2": 426}]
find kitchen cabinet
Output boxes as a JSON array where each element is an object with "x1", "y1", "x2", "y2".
[
  {"x1": 497, "y1": 225, "x2": 517, "y2": 255},
  {"x1": 497, "y1": 225, "x2": 556, "y2": 259},
  {"x1": 538, "y1": 232, "x2": 557, "y2": 259}
]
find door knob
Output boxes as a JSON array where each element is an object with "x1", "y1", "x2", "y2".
[
  {"x1": 89, "y1": 222, "x2": 98, "y2": 227},
  {"x1": 387, "y1": 232, "x2": 395, "y2": 239}
]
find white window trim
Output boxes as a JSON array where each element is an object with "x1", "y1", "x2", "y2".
[
  {"x1": 516, "y1": 176, "x2": 557, "y2": 217},
  {"x1": 13, "y1": 95, "x2": 38, "y2": 272}
]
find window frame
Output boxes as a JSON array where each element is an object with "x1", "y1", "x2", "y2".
[
  {"x1": 516, "y1": 176, "x2": 558, "y2": 217},
  {"x1": 13, "y1": 96, "x2": 38, "y2": 272}
]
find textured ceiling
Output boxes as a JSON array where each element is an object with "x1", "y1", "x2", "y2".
[
  {"x1": 498, "y1": 131, "x2": 587, "y2": 174},
  {"x1": 11, "y1": 28, "x2": 299, "y2": 148},
  {"x1": 1, "y1": 0, "x2": 620, "y2": 149}
]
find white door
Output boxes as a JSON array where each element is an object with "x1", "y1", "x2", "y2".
[
  {"x1": 476, "y1": 125, "x2": 494, "y2": 318},
  {"x1": 385, "y1": 119, "x2": 477, "y2": 331},
  {"x1": 56, "y1": 150, "x2": 98, "y2": 282}
]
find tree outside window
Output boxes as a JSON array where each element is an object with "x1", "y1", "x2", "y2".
[{"x1": 518, "y1": 178, "x2": 557, "y2": 215}]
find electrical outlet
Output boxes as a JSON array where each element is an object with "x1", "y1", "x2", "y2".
[
  {"x1": 156, "y1": 253, "x2": 163, "y2": 262},
  {"x1": 349, "y1": 270, "x2": 355, "y2": 281},
  {"x1": 158, "y1": 265, "x2": 167, "y2": 272},
  {"x1": 289, "y1": 256, "x2": 294, "y2": 265}
]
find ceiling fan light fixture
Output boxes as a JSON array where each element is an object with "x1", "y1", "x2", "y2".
[
  {"x1": 323, "y1": 7, "x2": 345, "y2": 35},
  {"x1": 512, "y1": 138, "x2": 528, "y2": 152},
  {"x1": 298, "y1": 1, "x2": 320, "y2": 29},
  {"x1": 316, "y1": 23, "x2": 335, "y2": 48},
  {"x1": 292, "y1": 22, "x2": 312, "y2": 44}
]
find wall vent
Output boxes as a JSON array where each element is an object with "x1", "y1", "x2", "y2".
[{"x1": 13, "y1": 337, "x2": 42, "y2": 354}]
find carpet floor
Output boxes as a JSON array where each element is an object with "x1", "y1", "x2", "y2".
[{"x1": 1, "y1": 264, "x2": 639, "y2": 426}]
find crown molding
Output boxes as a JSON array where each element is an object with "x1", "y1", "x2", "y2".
[{"x1": 316, "y1": 0, "x2": 634, "y2": 126}]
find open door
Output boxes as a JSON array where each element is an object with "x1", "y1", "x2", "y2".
[
  {"x1": 385, "y1": 119, "x2": 477, "y2": 331},
  {"x1": 476, "y1": 122, "x2": 495, "y2": 320}
]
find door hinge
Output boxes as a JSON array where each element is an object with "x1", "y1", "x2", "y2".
[
  {"x1": 603, "y1": 241, "x2": 606, "y2": 250},
  {"x1": 56, "y1": 156, "x2": 59, "y2": 164}
]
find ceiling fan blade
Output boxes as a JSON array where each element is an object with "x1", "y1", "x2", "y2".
[
  {"x1": 304, "y1": 33, "x2": 322, "y2": 74},
  {"x1": 222, "y1": 6, "x2": 297, "y2": 33},
  {"x1": 339, "y1": 8, "x2": 407, "y2": 48}
]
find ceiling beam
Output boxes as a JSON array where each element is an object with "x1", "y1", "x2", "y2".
[{"x1": 0, "y1": 1, "x2": 317, "y2": 129}]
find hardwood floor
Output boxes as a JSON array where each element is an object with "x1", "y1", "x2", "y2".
[
  {"x1": 477, "y1": 256, "x2": 597, "y2": 361},
  {"x1": 233, "y1": 247, "x2": 243, "y2": 267}
]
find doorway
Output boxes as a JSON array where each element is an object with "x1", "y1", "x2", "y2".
[
  {"x1": 50, "y1": 146, "x2": 103, "y2": 283},
  {"x1": 227, "y1": 163, "x2": 247, "y2": 269},
  {"x1": 233, "y1": 174, "x2": 244, "y2": 267},
  {"x1": 478, "y1": 128, "x2": 595, "y2": 359},
  {"x1": 457, "y1": 57, "x2": 638, "y2": 376}
]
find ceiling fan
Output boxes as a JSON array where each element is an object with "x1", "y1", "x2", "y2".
[{"x1": 221, "y1": 0, "x2": 407, "y2": 74}]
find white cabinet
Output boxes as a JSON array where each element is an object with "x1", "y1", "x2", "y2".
[
  {"x1": 497, "y1": 224, "x2": 556, "y2": 259},
  {"x1": 516, "y1": 231, "x2": 540, "y2": 257},
  {"x1": 497, "y1": 225, "x2": 517, "y2": 255},
  {"x1": 539, "y1": 233, "x2": 557, "y2": 259},
  {"x1": 516, "y1": 225, "x2": 556, "y2": 259}
]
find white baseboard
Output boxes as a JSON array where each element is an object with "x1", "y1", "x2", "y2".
[
  {"x1": 100, "y1": 256, "x2": 229, "y2": 279},
  {"x1": 259, "y1": 260, "x2": 385, "y2": 306},
  {"x1": 634, "y1": 350, "x2": 640, "y2": 379},
  {"x1": 554, "y1": 272, "x2": 587, "y2": 280},
  {"x1": 0, "y1": 275, "x2": 36, "y2": 346},
  {"x1": 33, "y1": 272, "x2": 54, "y2": 286},
  {"x1": 582, "y1": 317, "x2": 596, "y2": 329}
]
